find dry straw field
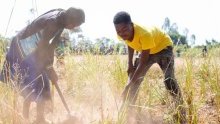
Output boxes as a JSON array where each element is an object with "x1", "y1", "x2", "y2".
[{"x1": 0, "y1": 47, "x2": 220, "y2": 124}]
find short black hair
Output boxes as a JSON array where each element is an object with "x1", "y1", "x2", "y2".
[
  {"x1": 113, "y1": 11, "x2": 132, "y2": 24},
  {"x1": 66, "y1": 7, "x2": 85, "y2": 24}
]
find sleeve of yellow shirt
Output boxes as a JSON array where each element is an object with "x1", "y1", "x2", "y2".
[{"x1": 140, "y1": 33, "x2": 155, "y2": 50}]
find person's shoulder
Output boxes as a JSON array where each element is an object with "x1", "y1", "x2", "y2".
[
  {"x1": 37, "y1": 8, "x2": 64, "y2": 21},
  {"x1": 133, "y1": 23, "x2": 144, "y2": 30},
  {"x1": 40, "y1": 9, "x2": 64, "y2": 26},
  {"x1": 41, "y1": 8, "x2": 64, "y2": 16},
  {"x1": 133, "y1": 23, "x2": 146, "y2": 33},
  {"x1": 134, "y1": 23, "x2": 152, "y2": 37},
  {"x1": 148, "y1": 26, "x2": 166, "y2": 35}
]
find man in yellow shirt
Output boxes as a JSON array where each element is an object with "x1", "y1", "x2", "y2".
[{"x1": 113, "y1": 11, "x2": 185, "y2": 123}]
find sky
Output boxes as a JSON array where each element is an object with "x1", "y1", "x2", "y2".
[{"x1": 0, "y1": 0, "x2": 219, "y2": 45}]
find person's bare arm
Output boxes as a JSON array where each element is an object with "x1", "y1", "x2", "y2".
[
  {"x1": 122, "y1": 49, "x2": 150, "y2": 97},
  {"x1": 127, "y1": 46, "x2": 135, "y2": 75},
  {"x1": 129, "y1": 49, "x2": 149, "y2": 84}
]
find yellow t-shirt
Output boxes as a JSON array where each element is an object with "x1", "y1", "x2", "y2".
[{"x1": 122, "y1": 24, "x2": 173, "y2": 54}]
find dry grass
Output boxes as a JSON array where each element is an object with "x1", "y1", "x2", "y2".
[{"x1": 0, "y1": 51, "x2": 220, "y2": 123}]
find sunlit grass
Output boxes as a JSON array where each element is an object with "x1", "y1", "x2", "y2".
[{"x1": 0, "y1": 47, "x2": 220, "y2": 123}]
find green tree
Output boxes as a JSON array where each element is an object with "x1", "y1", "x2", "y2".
[
  {"x1": 162, "y1": 17, "x2": 170, "y2": 33},
  {"x1": 190, "y1": 34, "x2": 196, "y2": 46},
  {"x1": 162, "y1": 17, "x2": 190, "y2": 46}
]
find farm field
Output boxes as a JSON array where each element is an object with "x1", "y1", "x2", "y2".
[{"x1": 0, "y1": 53, "x2": 220, "y2": 124}]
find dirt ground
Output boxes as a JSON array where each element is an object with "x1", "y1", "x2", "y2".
[{"x1": 1, "y1": 57, "x2": 220, "y2": 124}]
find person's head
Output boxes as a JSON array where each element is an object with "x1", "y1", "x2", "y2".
[
  {"x1": 64, "y1": 7, "x2": 85, "y2": 29},
  {"x1": 113, "y1": 11, "x2": 134, "y2": 41}
]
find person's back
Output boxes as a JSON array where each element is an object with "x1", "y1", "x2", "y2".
[
  {"x1": 17, "y1": 9, "x2": 64, "y2": 40},
  {"x1": 3, "y1": 9, "x2": 64, "y2": 71},
  {"x1": 133, "y1": 24, "x2": 173, "y2": 53},
  {"x1": 121, "y1": 23, "x2": 173, "y2": 55}
]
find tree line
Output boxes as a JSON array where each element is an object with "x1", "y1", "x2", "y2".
[{"x1": 0, "y1": 17, "x2": 219, "y2": 56}]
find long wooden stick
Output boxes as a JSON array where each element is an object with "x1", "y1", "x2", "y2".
[{"x1": 52, "y1": 81, "x2": 70, "y2": 114}]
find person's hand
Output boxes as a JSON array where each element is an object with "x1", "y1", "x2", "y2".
[{"x1": 46, "y1": 67, "x2": 58, "y2": 83}]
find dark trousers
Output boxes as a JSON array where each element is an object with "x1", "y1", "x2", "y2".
[
  {"x1": 0, "y1": 39, "x2": 51, "y2": 102},
  {"x1": 126, "y1": 46, "x2": 183, "y2": 104}
]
